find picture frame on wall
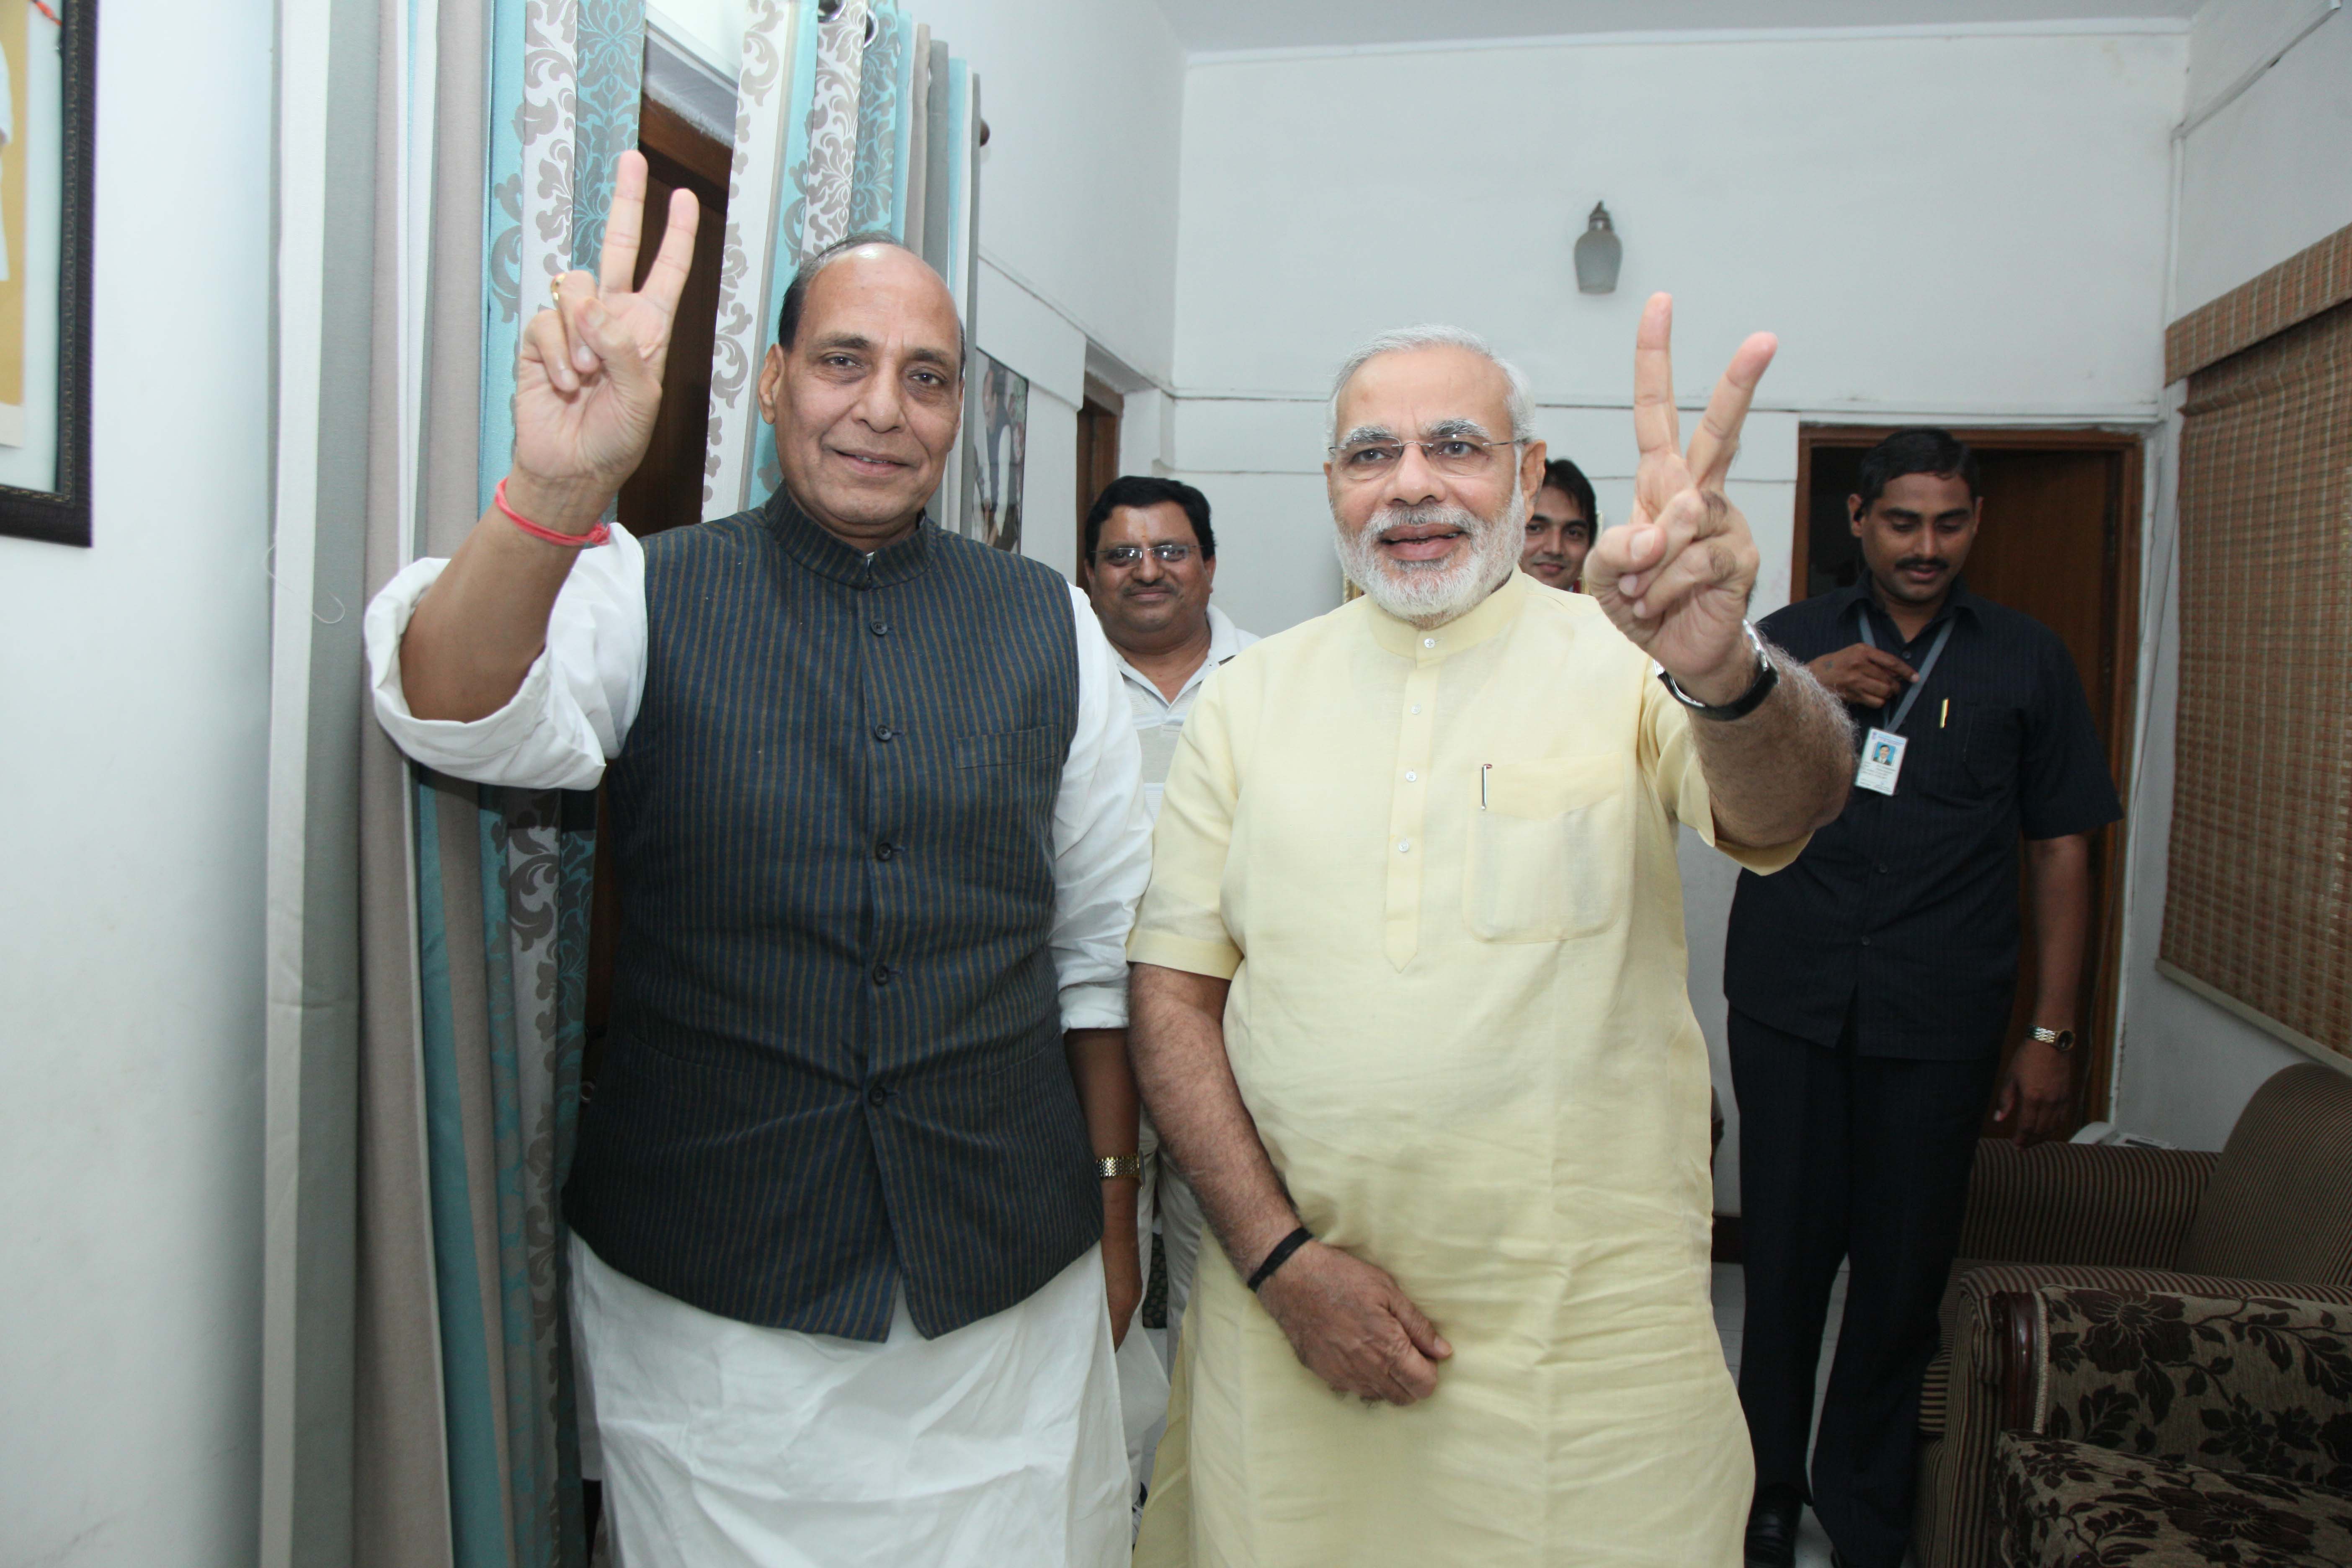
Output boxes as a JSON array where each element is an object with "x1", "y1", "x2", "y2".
[
  {"x1": 0, "y1": 0, "x2": 93, "y2": 549},
  {"x1": 962, "y1": 347, "x2": 1026, "y2": 553}
]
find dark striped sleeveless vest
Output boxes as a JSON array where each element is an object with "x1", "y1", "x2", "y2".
[{"x1": 562, "y1": 488, "x2": 1098, "y2": 1341}]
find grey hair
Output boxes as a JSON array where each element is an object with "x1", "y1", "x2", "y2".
[{"x1": 1328, "y1": 324, "x2": 1536, "y2": 444}]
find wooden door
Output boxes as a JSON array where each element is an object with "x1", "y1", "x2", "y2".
[
  {"x1": 615, "y1": 98, "x2": 731, "y2": 540},
  {"x1": 1792, "y1": 428, "x2": 2142, "y2": 1131},
  {"x1": 1074, "y1": 375, "x2": 1122, "y2": 580}
]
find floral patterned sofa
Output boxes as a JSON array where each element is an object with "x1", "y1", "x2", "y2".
[
  {"x1": 1994, "y1": 1287, "x2": 2352, "y2": 1566},
  {"x1": 1911, "y1": 1063, "x2": 2352, "y2": 1568}
]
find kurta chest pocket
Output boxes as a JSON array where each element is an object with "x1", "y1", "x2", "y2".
[{"x1": 1463, "y1": 756, "x2": 1631, "y2": 943}]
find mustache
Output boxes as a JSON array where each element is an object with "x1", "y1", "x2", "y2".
[
  {"x1": 1896, "y1": 559, "x2": 1947, "y2": 573},
  {"x1": 1371, "y1": 503, "x2": 1487, "y2": 536}
]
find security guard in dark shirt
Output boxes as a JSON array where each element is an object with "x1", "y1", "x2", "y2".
[{"x1": 1726, "y1": 429, "x2": 2121, "y2": 1568}]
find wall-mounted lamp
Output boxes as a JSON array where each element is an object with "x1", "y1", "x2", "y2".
[{"x1": 1574, "y1": 202, "x2": 1622, "y2": 295}]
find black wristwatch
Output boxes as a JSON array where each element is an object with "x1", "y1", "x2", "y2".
[{"x1": 1656, "y1": 622, "x2": 1778, "y2": 722}]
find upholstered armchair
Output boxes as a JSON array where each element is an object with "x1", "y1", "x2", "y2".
[{"x1": 1912, "y1": 1063, "x2": 2352, "y2": 1568}]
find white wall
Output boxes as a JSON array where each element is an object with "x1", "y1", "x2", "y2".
[
  {"x1": 2172, "y1": 0, "x2": 2352, "y2": 316},
  {"x1": 1171, "y1": 28, "x2": 2185, "y2": 636},
  {"x1": 2109, "y1": 2, "x2": 2352, "y2": 1150},
  {"x1": 0, "y1": 3, "x2": 273, "y2": 1564}
]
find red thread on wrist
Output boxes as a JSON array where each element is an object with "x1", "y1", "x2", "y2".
[{"x1": 495, "y1": 477, "x2": 611, "y2": 548}]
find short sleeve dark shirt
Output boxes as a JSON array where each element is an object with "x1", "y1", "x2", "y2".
[{"x1": 1723, "y1": 578, "x2": 2121, "y2": 1058}]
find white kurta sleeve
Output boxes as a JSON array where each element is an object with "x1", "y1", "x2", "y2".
[
  {"x1": 362, "y1": 524, "x2": 650, "y2": 790},
  {"x1": 1051, "y1": 583, "x2": 1152, "y2": 1031}
]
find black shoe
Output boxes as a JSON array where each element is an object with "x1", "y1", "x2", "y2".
[{"x1": 1743, "y1": 1488, "x2": 1803, "y2": 1568}]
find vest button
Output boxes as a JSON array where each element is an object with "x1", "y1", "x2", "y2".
[
  {"x1": 871, "y1": 620, "x2": 891, "y2": 636},
  {"x1": 867, "y1": 1083, "x2": 891, "y2": 1106},
  {"x1": 872, "y1": 962, "x2": 893, "y2": 985},
  {"x1": 874, "y1": 841, "x2": 895, "y2": 861},
  {"x1": 872, "y1": 724, "x2": 895, "y2": 742}
]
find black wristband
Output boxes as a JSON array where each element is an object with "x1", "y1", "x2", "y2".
[{"x1": 1246, "y1": 1226, "x2": 1314, "y2": 1292}]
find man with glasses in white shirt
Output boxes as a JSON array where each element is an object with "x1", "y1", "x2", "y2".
[
  {"x1": 1082, "y1": 475, "x2": 1258, "y2": 1510},
  {"x1": 1083, "y1": 477, "x2": 1261, "y2": 820}
]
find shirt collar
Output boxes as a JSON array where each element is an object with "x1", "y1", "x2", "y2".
[
  {"x1": 1204, "y1": 603, "x2": 1248, "y2": 665},
  {"x1": 1364, "y1": 567, "x2": 1527, "y2": 660},
  {"x1": 760, "y1": 484, "x2": 933, "y2": 589},
  {"x1": 1112, "y1": 602, "x2": 1248, "y2": 705},
  {"x1": 1839, "y1": 573, "x2": 1979, "y2": 642}
]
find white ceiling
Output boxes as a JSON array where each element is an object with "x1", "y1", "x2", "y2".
[{"x1": 1158, "y1": 0, "x2": 2201, "y2": 57}]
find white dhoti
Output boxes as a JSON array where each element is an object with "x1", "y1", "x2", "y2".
[{"x1": 570, "y1": 1235, "x2": 1130, "y2": 1568}]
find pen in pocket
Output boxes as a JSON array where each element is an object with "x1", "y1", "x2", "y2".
[{"x1": 1480, "y1": 762, "x2": 1492, "y2": 810}]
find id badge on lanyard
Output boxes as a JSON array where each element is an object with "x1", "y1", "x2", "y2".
[{"x1": 1854, "y1": 616, "x2": 1952, "y2": 797}]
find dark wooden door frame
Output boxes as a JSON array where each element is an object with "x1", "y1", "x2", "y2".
[
  {"x1": 1791, "y1": 423, "x2": 2146, "y2": 1127},
  {"x1": 1074, "y1": 374, "x2": 1123, "y2": 584}
]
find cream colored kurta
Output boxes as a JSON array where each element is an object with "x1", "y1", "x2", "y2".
[{"x1": 1129, "y1": 572, "x2": 1804, "y2": 1568}]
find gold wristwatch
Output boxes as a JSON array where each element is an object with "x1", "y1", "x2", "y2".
[
  {"x1": 2027, "y1": 1026, "x2": 2075, "y2": 1054},
  {"x1": 1096, "y1": 1155, "x2": 1143, "y2": 1180}
]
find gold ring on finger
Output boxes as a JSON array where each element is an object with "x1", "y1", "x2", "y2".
[{"x1": 549, "y1": 274, "x2": 565, "y2": 307}]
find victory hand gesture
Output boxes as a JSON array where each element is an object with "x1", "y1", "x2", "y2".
[
  {"x1": 509, "y1": 151, "x2": 700, "y2": 531},
  {"x1": 1586, "y1": 295, "x2": 1777, "y2": 704}
]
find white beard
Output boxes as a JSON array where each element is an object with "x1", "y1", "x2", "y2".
[{"x1": 1333, "y1": 470, "x2": 1525, "y2": 628}]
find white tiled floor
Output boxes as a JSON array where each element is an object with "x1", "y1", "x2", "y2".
[{"x1": 1713, "y1": 1262, "x2": 1917, "y2": 1568}]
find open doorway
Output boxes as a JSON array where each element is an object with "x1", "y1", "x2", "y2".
[{"x1": 1793, "y1": 426, "x2": 2144, "y2": 1133}]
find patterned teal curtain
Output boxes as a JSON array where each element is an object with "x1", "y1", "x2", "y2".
[{"x1": 413, "y1": 4, "x2": 642, "y2": 1566}]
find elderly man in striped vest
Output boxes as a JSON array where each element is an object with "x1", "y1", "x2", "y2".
[{"x1": 364, "y1": 156, "x2": 1150, "y2": 1566}]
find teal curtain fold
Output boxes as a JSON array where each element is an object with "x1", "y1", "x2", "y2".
[
  {"x1": 417, "y1": 3, "x2": 641, "y2": 1565},
  {"x1": 415, "y1": 775, "x2": 600, "y2": 1568},
  {"x1": 572, "y1": 0, "x2": 646, "y2": 271}
]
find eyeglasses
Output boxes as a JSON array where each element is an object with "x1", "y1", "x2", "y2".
[
  {"x1": 1330, "y1": 436, "x2": 1524, "y2": 482},
  {"x1": 1091, "y1": 542, "x2": 1196, "y2": 567}
]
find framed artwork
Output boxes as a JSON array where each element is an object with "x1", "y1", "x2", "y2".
[
  {"x1": 962, "y1": 347, "x2": 1026, "y2": 552},
  {"x1": 0, "y1": 0, "x2": 92, "y2": 548}
]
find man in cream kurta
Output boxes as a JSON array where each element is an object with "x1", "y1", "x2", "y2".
[{"x1": 1128, "y1": 309, "x2": 1856, "y2": 1567}]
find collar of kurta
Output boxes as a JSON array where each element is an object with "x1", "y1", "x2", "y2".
[
  {"x1": 1363, "y1": 567, "x2": 1530, "y2": 661},
  {"x1": 760, "y1": 482, "x2": 935, "y2": 589}
]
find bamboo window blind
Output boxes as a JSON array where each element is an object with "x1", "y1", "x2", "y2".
[{"x1": 2157, "y1": 224, "x2": 2352, "y2": 1063}]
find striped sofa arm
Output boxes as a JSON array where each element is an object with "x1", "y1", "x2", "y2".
[{"x1": 1955, "y1": 1140, "x2": 2217, "y2": 1268}]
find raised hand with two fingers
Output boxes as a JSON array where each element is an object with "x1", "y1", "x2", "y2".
[
  {"x1": 1584, "y1": 293, "x2": 1778, "y2": 705},
  {"x1": 508, "y1": 150, "x2": 701, "y2": 533}
]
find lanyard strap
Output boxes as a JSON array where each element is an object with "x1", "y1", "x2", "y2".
[{"x1": 1858, "y1": 613, "x2": 1955, "y2": 734}]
